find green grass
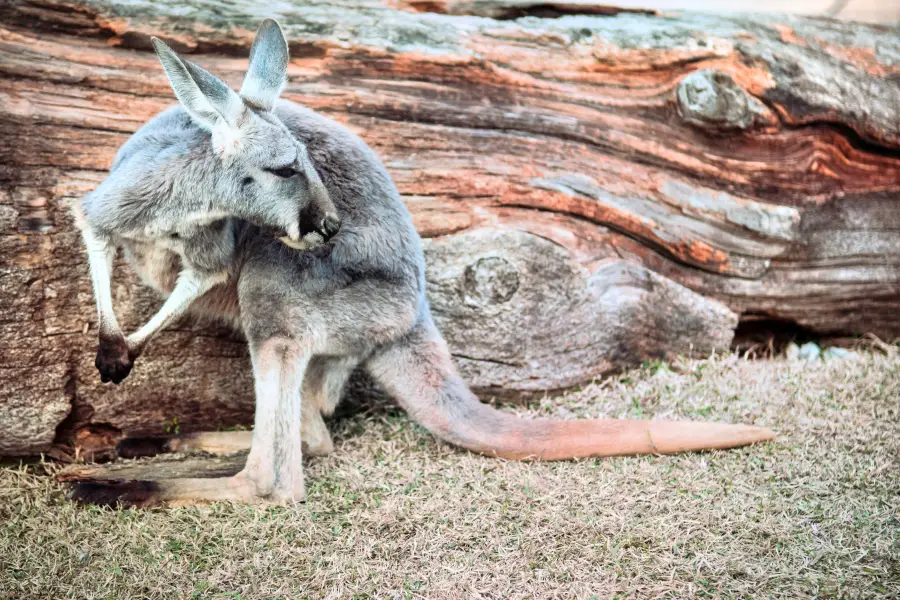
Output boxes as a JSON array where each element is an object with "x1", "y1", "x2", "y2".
[{"x1": 1, "y1": 351, "x2": 898, "y2": 599}]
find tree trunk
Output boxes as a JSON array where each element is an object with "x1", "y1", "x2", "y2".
[{"x1": 1, "y1": 0, "x2": 898, "y2": 456}]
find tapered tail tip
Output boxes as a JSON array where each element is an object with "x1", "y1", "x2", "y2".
[
  {"x1": 703, "y1": 422, "x2": 776, "y2": 450},
  {"x1": 744, "y1": 425, "x2": 776, "y2": 443},
  {"x1": 648, "y1": 421, "x2": 776, "y2": 454}
]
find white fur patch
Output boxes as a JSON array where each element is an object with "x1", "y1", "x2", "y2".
[{"x1": 212, "y1": 120, "x2": 243, "y2": 163}]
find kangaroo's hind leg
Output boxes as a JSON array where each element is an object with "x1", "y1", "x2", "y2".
[
  {"x1": 301, "y1": 357, "x2": 359, "y2": 456},
  {"x1": 235, "y1": 336, "x2": 311, "y2": 503},
  {"x1": 64, "y1": 335, "x2": 315, "y2": 506},
  {"x1": 112, "y1": 357, "x2": 356, "y2": 461},
  {"x1": 100, "y1": 334, "x2": 312, "y2": 505}
]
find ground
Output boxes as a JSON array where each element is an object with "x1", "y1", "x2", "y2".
[{"x1": 1, "y1": 350, "x2": 898, "y2": 599}]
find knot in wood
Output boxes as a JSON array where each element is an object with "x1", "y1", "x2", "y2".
[
  {"x1": 462, "y1": 256, "x2": 520, "y2": 307},
  {"x1": 676, "y1": 69, "x2": 758, "y2": 131}
]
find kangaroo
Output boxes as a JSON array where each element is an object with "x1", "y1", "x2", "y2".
[{"x1": 73, "y1": 19, "x2": 774, "y2": 505}]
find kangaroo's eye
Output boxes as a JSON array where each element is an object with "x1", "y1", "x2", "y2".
[{"x1": 268, "y1": 167, "x2": 298, "y2": 179}]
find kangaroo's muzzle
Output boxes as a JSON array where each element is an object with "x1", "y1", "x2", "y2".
[{"x1": 278, "y1": 168, "x2": 340, "y2": 250}]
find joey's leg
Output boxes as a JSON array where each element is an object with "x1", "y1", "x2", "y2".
[
  {"x1": 301, "y1": 357, "x2": 359, "y2": 456},
  {"x1": 81, "y1": 226, "x2": 132, "y2": 384},
  {"x1": 305, "y1": 357, "x2": 359, "y2": 417},
  {"x1": 238, "y1": 337, "x2": 309, "y2": 503},
  {"x1": 126, "y1": 268, "x2": 228, "y2": 356}
]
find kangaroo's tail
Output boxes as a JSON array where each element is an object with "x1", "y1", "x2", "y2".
[{"x1": 365, "y1": 316, "x2": 774, "y2": 460}]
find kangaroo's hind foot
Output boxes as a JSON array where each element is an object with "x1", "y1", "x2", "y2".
[{"x1": 57, "y1": 455, "x2": 281, "y2": 508}]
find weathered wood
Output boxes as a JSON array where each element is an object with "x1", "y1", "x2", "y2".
[
  {"x1": 57, "y1": 455, "x2": 247, "y2": 506},
  {"x1": 57, "y1": 454, "x2": 248, "y2": 483},
  {"x1": 115, "y1": 431, "x2": 253, "y2": 459},
  {"x1": 1, "y1": 0, "x2": 899, "y2": 456}
]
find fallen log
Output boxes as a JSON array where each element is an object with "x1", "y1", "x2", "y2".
[
  {"x1": 57, "y1": 454, "x2": 248, "y2": 507},
  {"x1": 1, "y1": 0, "x2": 899, "y2": 456}
]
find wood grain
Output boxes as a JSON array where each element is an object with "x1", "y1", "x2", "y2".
[{"x1": 1, "y1": 0, "x2": 898, "y2": 456}]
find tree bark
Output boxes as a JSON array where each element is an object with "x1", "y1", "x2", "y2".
[{"x1": 1, "y1": 0, "x2": 899, "y2": 456}]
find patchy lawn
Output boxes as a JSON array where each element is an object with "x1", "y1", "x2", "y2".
[{"x1": 1, "y1": 351, "x2": 898, "y2": 599}]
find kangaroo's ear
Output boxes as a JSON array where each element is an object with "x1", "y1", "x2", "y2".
[
  {"x1": 151, "y1": 37, "x2": 245, "y2": 156},
  {"x1": 239, "y1": 19, "x2": 289, "y2": 112}
]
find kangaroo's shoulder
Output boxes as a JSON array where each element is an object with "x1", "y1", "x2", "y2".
[
  {"x1": 111, "y1": 106, "x2": 205, "y2": 172},
  {"x1": 83, "y1": 106, "x2": 211, "y2": 234},
  {"x1": 271, "y1": 100, "x2": 363, "y2": 152}
]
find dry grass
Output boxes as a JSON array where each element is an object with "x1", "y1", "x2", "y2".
[{"x1": 1, "y1": 351, "x2": 898, "y2": 599}]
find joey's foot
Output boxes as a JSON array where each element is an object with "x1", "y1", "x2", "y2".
[{"x1": 95, "y1": 335, "x2": 137, "y2": 384}]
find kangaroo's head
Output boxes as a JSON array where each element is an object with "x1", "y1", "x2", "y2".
[{"x1": 150, "y1": 19, "x2": 340, "y2": 246}]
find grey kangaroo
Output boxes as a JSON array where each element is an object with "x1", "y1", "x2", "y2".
[{"x1": 74, "y1": 19, "x2": 774, "y2": 505}]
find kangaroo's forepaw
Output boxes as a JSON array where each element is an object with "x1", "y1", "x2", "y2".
[{"x1": 95, "y1": 335, "x2": 135, "y2": 384}]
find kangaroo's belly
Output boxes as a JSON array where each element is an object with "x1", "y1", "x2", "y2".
[
  {"x1": 120, "y1": 238, "x2": 242, "y2": 326},
  {"x1": 121, "y1": 238, "x2": 180, "y2": 295}
]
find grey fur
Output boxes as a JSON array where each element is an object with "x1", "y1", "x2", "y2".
[
  {"x1": 151, "y1": 37, "x2": 243, "y2": 132},
  {"x1": 240, "y1": 18, "x2": 289, "y2": 111},
  {"x1": 75, "y1": 20, "x2": 772, "y2": 504},
  {"x1": 76, "y1": 22, "x2": 343, "y2": 388},
  {"x1": 76, "y1": 21, "x2": 428, "y2": 500}
]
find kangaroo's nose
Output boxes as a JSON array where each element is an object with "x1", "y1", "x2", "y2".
[{"x1": 318, "y1": 213, "x2": 341, "y2": 240}]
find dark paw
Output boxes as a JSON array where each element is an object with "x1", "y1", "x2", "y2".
[
  {"x1": 319, "y1": 213, "x2": 341, "y2": 240},
  {"x1": 95, "y1": 336, "x2": 135, "y2": 384}
]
